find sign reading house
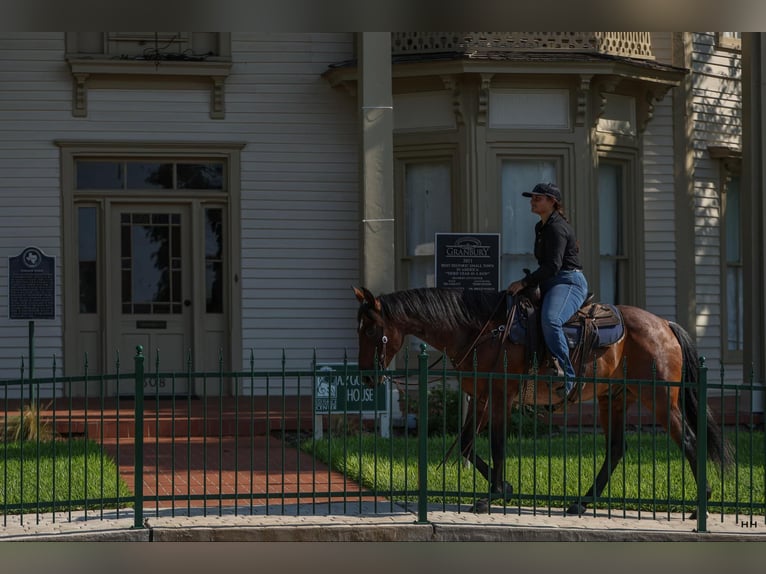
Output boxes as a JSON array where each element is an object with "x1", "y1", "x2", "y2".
[
  {"x1": 435, "y1": 233, "x2": 500, "y2": 292},
  {"x1": 8, "y1": 247, "x2": 55, "y2": 320},
  {"x1": 314, "y1": 364, "x2": 388, "y2": 414}
]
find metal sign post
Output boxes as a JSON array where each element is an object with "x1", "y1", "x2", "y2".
[{"x1": 8, "y1": 247, "x2": 56, "y2": 403}]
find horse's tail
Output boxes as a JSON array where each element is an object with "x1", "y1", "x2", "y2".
[{"x1": 668, "y1": 321, "x2": 733, "y2": 470}]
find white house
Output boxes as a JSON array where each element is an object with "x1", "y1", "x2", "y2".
[{"x1": 0, "y1": 32, "x2": 761, "y2": 416}]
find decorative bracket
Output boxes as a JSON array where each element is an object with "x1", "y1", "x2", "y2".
[
  {"x1": 72, "y1": 73, "x2": 89, "y2": 118},
  {"x1": 478, "y1": 73, "x2": 494, "y2": 126},
  {"x1": 592, "y1": 75, "x2": 620, "y2": 128},
  {"x1": 67, "y1": 58, "x2": 231, "y2": 119},
  {"x1": 637, "y1": 84, "x2": 673, "y2": 132},
  {"x1": 441, "y1": 75, "x2": 464, "y2": 127},
  {"x1": 576, "y1": 74, "x2": 593, "y2": 127}
]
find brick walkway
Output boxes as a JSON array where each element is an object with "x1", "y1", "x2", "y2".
[{"x1": 100, "y1": 434, "x2": 379, "y2": 513}]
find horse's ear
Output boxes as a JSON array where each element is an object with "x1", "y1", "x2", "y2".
[{"x1": 352, "y1": 286, "x2": 381, "y2": 312}]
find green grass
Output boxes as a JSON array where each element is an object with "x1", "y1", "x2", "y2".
[
  {"x1": 0, "y1": 439, "x2": 133, "y2": 515},
  {"x1": 303, "y1": 431, "x2": 766, "y2": 515}
]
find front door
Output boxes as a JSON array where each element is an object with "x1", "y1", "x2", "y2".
[{"x1": 109, "y1": 204, "x2": 193, "y2": 396}]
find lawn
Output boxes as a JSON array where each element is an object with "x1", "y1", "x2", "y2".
[
  {"x1": 0, "y1": 439, "x2": 133, "y2": 515},
  {"x1": 303, "y1": 430, "x2": 766, "y2": 515}
]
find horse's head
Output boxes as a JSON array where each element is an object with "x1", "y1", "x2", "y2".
[{"x1": 353, "y1": 286, "x2": 404, "y2": 386}]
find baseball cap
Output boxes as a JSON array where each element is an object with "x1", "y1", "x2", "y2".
[{"x1": 522, "y1": 182, "x2": 562, "y2": 202}]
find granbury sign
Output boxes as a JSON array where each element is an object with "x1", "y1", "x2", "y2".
[
  {"x1": 435, "y1": 233, "x2": 500, "y2": 292},
  {"x1": 8, "y1": 246, "x2": 55, "y2": 320},
  {"x1": 314, "y1": 364, "x2": 388, "y2": 414}
]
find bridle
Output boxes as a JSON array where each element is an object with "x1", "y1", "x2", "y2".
[{"x1": 361, "y1": 292, "x2": 512, "y2": 386}]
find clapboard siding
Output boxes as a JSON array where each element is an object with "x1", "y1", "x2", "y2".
[
  {"x1": 689, "y1": 33, "x2": 742, "y2": 379},
  {"x1": 232, "y1": 34, "x2": 358, "y2": 370},
  {"x1": 642, "y1": 34, "x2": 677, "y2": 320}
]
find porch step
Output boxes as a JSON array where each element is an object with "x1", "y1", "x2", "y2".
[{"x1": 22, "y1": 396, "x2": 316, "y2": 439}]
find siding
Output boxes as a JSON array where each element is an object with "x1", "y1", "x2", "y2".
[
  {"x1": 643, "y1": 32, "x2": 677, "y2": 320},
  {"x1": 690, "y1": 32, "x2": 742, "y2": 381},
  {"x1": 0, "y1": 33, "x2": 359, "y2": 384}
]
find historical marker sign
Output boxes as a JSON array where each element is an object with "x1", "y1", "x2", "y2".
[
  {"x1": 8, "y1": 247, "x2": 55, "y2": 320},
  {"x1": 314, "y1": 364, "x2": 388, "y2": 414},
  {"x1": 435, "y1": 233, "x2": 500, "y2": 292}
]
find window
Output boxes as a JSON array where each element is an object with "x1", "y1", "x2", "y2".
[
  {"x1": 723, "y1": 174, "x2": 744, "y2": 357},
  {"x1": 399, "y1": 161, "x2": 452, "y2": 289},
  {"x1": 499, "y1": 159, "x2": 557, "y2": 287},
  {"x1": 717, "y1": 32, "x2": 742, "y2": 51},
  {"x1": 76, "y1": 161, "x2": 224, "y2": 191},
  {"x1": 78, "y1": 206, "x2": 98, "y2": 314},
  {"x1": 598, "y1": 162, "x2": 626, "y2": 304}
]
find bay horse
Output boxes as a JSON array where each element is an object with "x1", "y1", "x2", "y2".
[{"x1": 353, "y1": 286, "x2": 731, "y2": 516}]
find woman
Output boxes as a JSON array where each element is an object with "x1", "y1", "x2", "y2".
[{"x1": 507, "y1": 182, "x2": 589, "y2": 402}]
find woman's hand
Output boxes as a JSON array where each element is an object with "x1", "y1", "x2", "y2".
[{"x1": 507, "y1": 280, "x2": 526, "y2": 296}]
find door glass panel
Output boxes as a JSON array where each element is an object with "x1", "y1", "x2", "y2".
[
  {"x1": 78, "y1": 206, "x2": 98, "y2": 313},
  {"x1": 205, "y1": 208, "x2": 224, "y2": 313},
  {"x1": 120, "y1": 212, "x2": 183, "y2": 314}
]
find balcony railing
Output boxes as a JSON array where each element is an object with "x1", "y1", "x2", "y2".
[{"x1": 391, "y1": 32, "x2": 654, "y2": 60}]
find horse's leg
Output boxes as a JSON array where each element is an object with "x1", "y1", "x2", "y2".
[
  {"x1": 459, "y1": 394, "x2": 514, "y2": 514},
  {"x1": 656, "y1": 395, "x2": 713, "y2": 519},
  {"x1": 472, "y1": 404, "x2": 514, "y2": 513},
  {"x1": 567, "y1": 387, "x2": 630, "y2": 515}
]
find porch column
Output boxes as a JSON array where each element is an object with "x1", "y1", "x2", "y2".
[
  {"x1": 358, "y1": 32, "x2": 395, "y2": 295},
  {"x1": 742, "y1": 33, "x2": 766, "y2": 407}
]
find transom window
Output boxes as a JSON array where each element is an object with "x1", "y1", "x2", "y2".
[{"x1": 76, "y1": 161, "x2": 224, "y2": 190}]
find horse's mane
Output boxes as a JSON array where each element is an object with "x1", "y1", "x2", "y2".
[{"x1": 377, "y1": 288, "x2": 506, "y2": 331}]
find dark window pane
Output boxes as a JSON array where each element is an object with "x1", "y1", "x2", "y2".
[
  {"x1": 78, "y1": 207, "x2": 98, "y2": 313},
  {"x1": 172, "y1": 270, "x2": 181, "y2": 301},
  {"x1": 79, "y1": 262, "x2": 97, "y2": 313},
  {"x1": 206, "y1": 262, "x2": 223, "y2": 313},
  {"x1": 77, "y1": 161, "x2": 123, "y2": 189},
  {"x1": 121, "y1": 269, "x2": 131, "y2": 304},
  {"x1": 177, "y1": 163, "x2": 224, "y2": 189},
  {"x1": 127, "y1": 163, "x2": 173, "y2": 189},
  {"x1": 205, "y1": 209, "x2": 223, "y2": 258},
  {"x1": 132, "y1": 223, "x2": 169, "y2": 304},
  {"x1": 205, "y1": 208, "x2": 223, "y2": 314}
]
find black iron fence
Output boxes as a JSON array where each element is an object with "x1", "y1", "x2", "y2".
[{"x1": 1, "y1": 345, "x2": 764, "y2": 533}]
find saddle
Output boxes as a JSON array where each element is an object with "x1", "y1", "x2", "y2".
[{"x1": 504, "y1": 287, "x2": 625, "y2": 377}]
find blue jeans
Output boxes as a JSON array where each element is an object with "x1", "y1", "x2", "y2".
[{"x1": 540, "y1": 270, "x2": 589, "y2": 391}]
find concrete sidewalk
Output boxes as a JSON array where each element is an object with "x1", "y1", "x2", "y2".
[{"x1": 2, "y1": 503, "x2": 765, "y2": 542}]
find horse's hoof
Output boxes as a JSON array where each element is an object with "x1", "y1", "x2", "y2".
[
  {"x1": 470, "y1": 498, "x2": 490, "y2": 514},
  {"x1": 687, "y1": 510, "x2": 708, "y2": 520},
  {"x1": 493, "y1": 482, "x2": 513, "y2": 501},
  {"x1": 566, "y1": 502, "x2": 586, "y2": 516}
]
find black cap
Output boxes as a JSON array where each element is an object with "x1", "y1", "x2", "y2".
[{"x1": 522, "y1": 182, "x2": 562, "y2": 202}]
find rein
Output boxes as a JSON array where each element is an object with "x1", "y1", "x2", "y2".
[
  {"x1": 374, "y1": 291, "x2": 510, "y2": 389},
  {"x1": 452, "y1": 293, "x2": 510, "y2": 370}
]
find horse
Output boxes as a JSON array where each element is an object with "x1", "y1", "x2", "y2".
[{"x1": 353, "y1": 285, "x2": 731, "y2": 516}]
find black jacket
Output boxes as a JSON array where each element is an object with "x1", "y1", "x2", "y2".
[{"x1": 523, "y1": 210, "x2": 582, "y2": 287}]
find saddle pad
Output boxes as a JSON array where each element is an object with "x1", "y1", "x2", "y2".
[
  {"x1": 507, "y1": 302, "x2": 624, "y2": 349},
  {"x1": 564, "y1": 303, "x2": 624, "y2": 349}
]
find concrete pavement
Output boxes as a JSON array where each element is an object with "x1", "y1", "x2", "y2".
[{"x1": 2, "y1": 502, "x2": 765, "y2": 542}]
